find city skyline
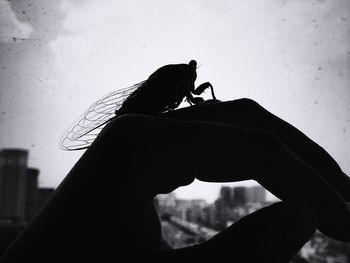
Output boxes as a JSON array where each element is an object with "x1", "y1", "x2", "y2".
[{"x1": 156, "y1": 185, "x2": 350, "y2": 262}]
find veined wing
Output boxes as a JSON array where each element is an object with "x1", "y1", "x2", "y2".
[{"x1": 59, "y1": 82, "x2": 144, "y2": 151}]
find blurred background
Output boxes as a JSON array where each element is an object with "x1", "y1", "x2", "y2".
[{"x1": 0, "y1": 0, "x2": 349, "y2": 261}]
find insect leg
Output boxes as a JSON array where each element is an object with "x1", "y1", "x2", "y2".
[
  {"x1": 192, "y1": 82, "x2": 217, "y2": 100},
  {"x1": 186, "y1": 93, "x2": 204, "y2": 105},
  {"x1": 185, "y1": 97, "x2": 194, "y2": 106}
]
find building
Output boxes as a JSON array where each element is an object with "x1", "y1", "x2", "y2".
[
  {"x1": 0, "y1": 148, "x2": 55, "y2": 255},
  {"x1": 220, "y1": 186, "x2": 234, "y2": 207},
  {"x1": 184, "y1": 199, "x2": 207, "y2": 223},
  {"x1": 155, "y1": 192, "x2": 178, "y2": 216},
  {"x1": 232, "y1": 186, "x2": 248, "y2": 206},
  {"x1": 0, "y1": 149, "x2": 28, "y2": 223},
  {"x1": 213, "y1": 185, "x2": 268, "y2": 229},
  {"x1": 247, "y1": 186, "x2": 266, "y2": 204},
  {"x1": 25, "y1": 168, "x2": 39, "y2": 221},
  {"x1": 201, "y1": 204, "x2": 216, "y2": 227},
  {"x1": 0, "y1": 148, "x2": 55, "y2": 223}
]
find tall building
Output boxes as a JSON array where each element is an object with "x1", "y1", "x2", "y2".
[
  {"x1": 0, "y1": 149, "x2": 28, "y2": 223},
  {"x1": 25, "y1": 168, "x2": 39, "y2": 221},
  {"x1": 184, "y1": 199, "x2": 207, "y2": 223},
  {"x1": 214, "y1": 198, "x2": 232, "y2": 229},
  {"x1": 156, "y1": 193, "x2": 178, "y2": 216},
  {"x1": 0, "y1": 148, "x2": 55, "y2": 255},
  {"x1": 220, "y1": 186, "x2": 234, "y2": 207},
  {"x1": 201, "y1": 205, "x2": 216, "y2": 227},
  {"x1": 0, "y1": 148, "x2": 55, "y2": 224},
  {"x1": 247, "y1": 186, "x2": 266, "y2": 203},
  {"x1": 232, "y1": 186, "x2": 248, "y2": 206}
]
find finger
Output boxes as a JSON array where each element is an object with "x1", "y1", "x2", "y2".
[{"x1": 102, "y1": 114, "x2": 350, "y2": 241}]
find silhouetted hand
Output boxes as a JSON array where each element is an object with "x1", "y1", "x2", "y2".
[{"x1": 1, "y1": 99, "x2": 350, "y2": 263}]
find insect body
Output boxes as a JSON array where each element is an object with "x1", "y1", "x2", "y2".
[{"x1": 60, "y1": 60, "x2": 217, "y2": 151}]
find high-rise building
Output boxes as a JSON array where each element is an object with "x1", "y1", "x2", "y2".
[
  {"x1": 214, "y1": 187, "x2": 230, "y2": 228},
  {"x1": 232, "y1": 186, "x2": 248, "y2": 206},
  {"x1": 0, "y1": 148, "x2": 55, "y2": 255},
  {"x1": 184, "y1": 199, "x2": 207, "y2": 223},
  {"x1": 220, "y1": 186, "x2": 234, "y2": 207},
  {"x1": 0, "y1": 148, "x2": 55, "y2": 224},
  {"x1": 25, "y1": 168, "x2": 39, "y2": 221},
  {"x1": 156, "y1": 192, "x2": 178, "y2": 216},
  {"x1": 247, "y1": 186, "x2": 266, "y2": 203},
  {"x1": 0, "y1": 149, "x2": 28, "y2": 223},
  {"x1": 201, "y1": 205, "x2": 216, "y2": 227}
]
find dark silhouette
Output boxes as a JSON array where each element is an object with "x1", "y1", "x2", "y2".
[
  {"x1": 1, "y1": 99, "x2": 350, "y2": 262},
  {"x1": 117, "y1": 60, "x2": 216, "y2": 115},
  {"x1": 60, "y1": 60, "x2": 216, "y2": 151}
]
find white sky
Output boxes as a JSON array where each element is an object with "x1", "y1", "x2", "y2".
[{"x1": 0, "y1": 0, "x2": 349, "y2": 203}]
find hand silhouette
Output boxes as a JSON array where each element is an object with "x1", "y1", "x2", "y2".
[{"x1": 1, "y1": 99, "x2": 349, "y2": 263}]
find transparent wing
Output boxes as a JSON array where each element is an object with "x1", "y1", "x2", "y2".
[{"x1": 60, "y1": 82, "x2": 144, "y2": 151}]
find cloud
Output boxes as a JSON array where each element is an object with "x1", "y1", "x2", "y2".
[{"x1": 0, "y1": 0, "x2": 33, "y2": 42}]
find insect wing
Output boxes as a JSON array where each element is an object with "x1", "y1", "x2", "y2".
[{"x1": 59, "y1": 83, "x2": 142, "y2": 151}]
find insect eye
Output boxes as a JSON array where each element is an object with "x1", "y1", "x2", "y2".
[{"x1": 189, "y1": 60, "x2": 197, "y2": 69}]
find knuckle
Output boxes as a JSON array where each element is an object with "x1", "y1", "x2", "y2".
[{"x1": 233, "y1": 98, "x2": 262, "y2": 111}]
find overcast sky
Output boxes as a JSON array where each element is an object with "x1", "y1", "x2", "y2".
[{"x1": 0, "y1": 0, "x2": 349, "y2": 203}]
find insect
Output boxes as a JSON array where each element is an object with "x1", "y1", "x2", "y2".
[{"x1": 60, "y1": 60, "x2": 217, "y2": 151}]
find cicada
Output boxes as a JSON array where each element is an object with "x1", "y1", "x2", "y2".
[{"x1": 60, "y1": 60, "x2": 217, "y2": 151}]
